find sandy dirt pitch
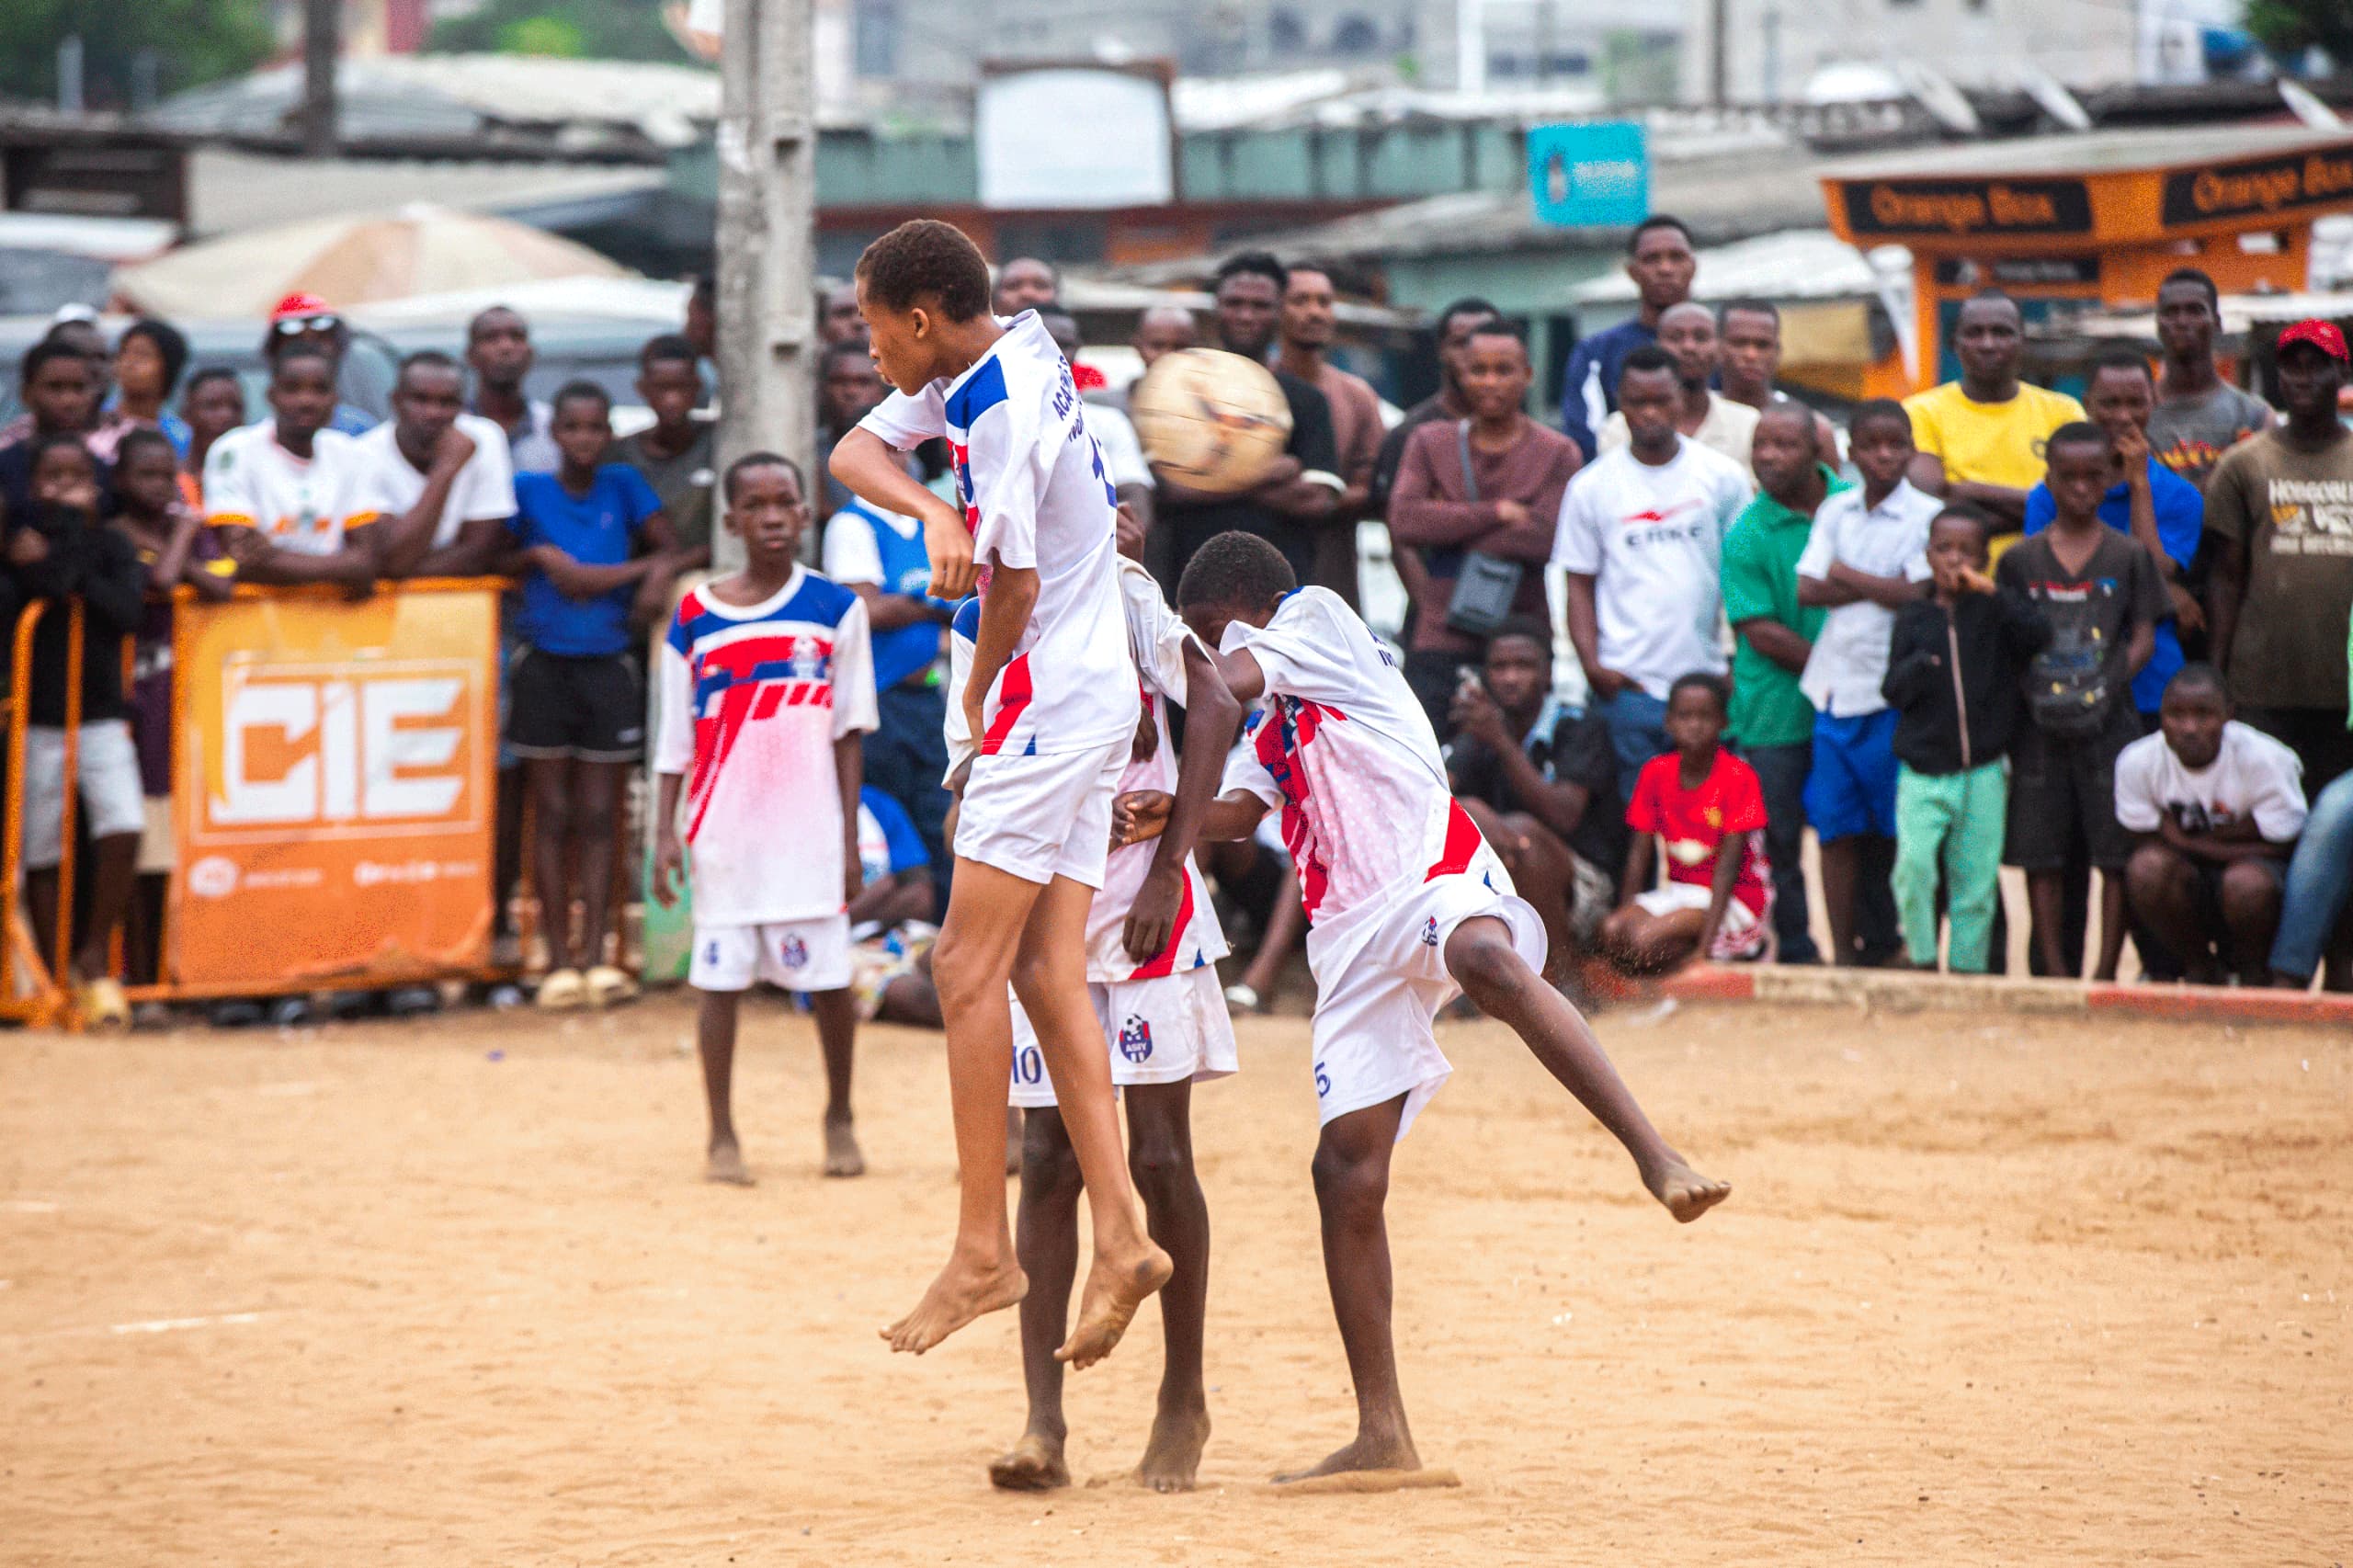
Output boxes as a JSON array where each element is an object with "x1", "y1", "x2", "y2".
[{"x1": 4, "y1": 996, "x2": 2347, "y2": 1564}]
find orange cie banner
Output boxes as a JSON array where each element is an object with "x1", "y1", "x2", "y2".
[{"x1": 167, "y1": 582, "x2": 499, "y2": 991}]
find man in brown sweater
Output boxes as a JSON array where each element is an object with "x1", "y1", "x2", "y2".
[{"x1": 1386, "y1": 322, "x2": 1582, "y2": 733}]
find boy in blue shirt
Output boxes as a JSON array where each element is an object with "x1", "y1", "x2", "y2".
[{"x1": 508, "y1": 381, "x2": 686, "y2": 1009}]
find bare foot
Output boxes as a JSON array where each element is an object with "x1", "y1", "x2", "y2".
[
  {"x1": 1273, "y1": 1428, "x2": 1419, "y2": 1484},
  {"x1": 705, "y1": 1138, "x2": 754, "y2": 1187},
  {"x1": 1136, "y1": 1403, "x2": 1211, "y2": 1493},
  {"x1": 881, "y1": 1254, "x2": 1028, "y2": 1355},
  {"x1": 1054, "y1": 1240, "x2": 1174, "y2": 1369},
  {"x1": 1643, "y1": 1157, "x2": 1730, "y2": 1223},
  {"x1": 987, "y1": 1431, "x2": 1069, "y2": 1492},
  {"x1": 824, "y1": 1116, "x2": 865, "y2": 1178}
]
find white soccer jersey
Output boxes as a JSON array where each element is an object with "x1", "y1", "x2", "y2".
[
  {"x1": 857, "y1": 311, "x2": 1136, "y2": 758},
  {"x1": 1219, "y1": 587, "x2": 1495, "y2": 932},
  {"x1": 652, "y1": 566, "x2": 879, "y2": 926},
  {"x1": 948, "y1": 559, "x2": 1228, "y2": 981},
  {"x1": 201, "y1": 420, "x2": 381, "y2": 556},
  {"x1": 350, "y1": 413, "x2": 517, "y2": 550}
]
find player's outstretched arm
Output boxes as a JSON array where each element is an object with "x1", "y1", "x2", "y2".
[
  {"x1": 829, "y1": 427, "x2": 974, "y2": 597},
  {"x1": 1122, "y1": 642, "x2": 1245, "y2": 963}
]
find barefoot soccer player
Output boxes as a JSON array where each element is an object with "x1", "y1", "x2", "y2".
[
  {"x1": 960, "y1": 508, "x2": 1243, "y2": 1494},
  {"x1": 828, "y1": 219, "x2": 1173, "y2": 1365},
  {"x1": 1125, "y1": 530, "x2": 1730, "y2": 1483},
  {"x1": 651, "y1": 453, "x2": 874, "y2": 1186}
]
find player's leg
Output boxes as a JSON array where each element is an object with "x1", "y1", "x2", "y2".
[
  {"x1": 1276, "y1": 1095, "x2": 1416, "y2": 1482},
  {"x1": 810, "y1": 986, "x2": 863, "y2": 1176},
  {"x1": 1125, "y1": 1078, "x2": 1211, "y2": 1492},
  {"x1": 696, "y1": 986, "x2": 751, "y2": 1185},
  {"x1": 1446, "y1": 915, "x2": 1727, "y2": 1219},
  {"x1": 882, "y1": 857, "x2": 1040, "y2": 1353},
  {"x1": 1459, "y1": 798, "x2": 1576, "y2": 985},
  {"x1": 991, "y1": 1105, "x2": 1083, "y2": 1493},
  {"x1": 1009, "y1": 874, "x2": 1174, "y2": 1369}
]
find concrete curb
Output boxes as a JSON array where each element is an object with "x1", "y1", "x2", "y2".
[{"x1": 1660, "y1": 962, "x2": 2353, "y2": 1028}]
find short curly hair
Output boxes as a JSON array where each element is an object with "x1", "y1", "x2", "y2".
[
  {"x1": 1176, "y1": 529, "x2": 1296, "y2": 610},
  {"x1": 856, "y1": 220, "x2": 991, "y2": 323}
]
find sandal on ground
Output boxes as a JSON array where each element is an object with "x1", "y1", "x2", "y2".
[
  {"x1": 78, "y1": 976, "x2": 131, "y2": 1031},
  {"x1": 585, "y1": 964, "x2": 639, "y2": 1008},
  {"x1": 537, "y1": 968, "x2": 586, "y2": 1010}
]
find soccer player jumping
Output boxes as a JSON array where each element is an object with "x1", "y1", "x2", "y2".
[{"x1": 828, "y1": 220, "x2": 1174, "y2": 1367}]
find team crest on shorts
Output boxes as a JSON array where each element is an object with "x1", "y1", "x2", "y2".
[
  {"x1": 1117, "y1": 1015, "x2": 1154, "y2": 1062},
  {"x1": 779, "y1": 934, "x2": 810, "y2": 969},
  {"x1": 1420, "y1": 916, "x2": 1440, "y2": 947}
]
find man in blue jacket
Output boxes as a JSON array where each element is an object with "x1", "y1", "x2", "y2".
[{"x1": 1560, "y1": 215, "x2": 1699, "y2": 461}]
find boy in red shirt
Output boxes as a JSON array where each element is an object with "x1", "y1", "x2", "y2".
[{"x1": 1600, "y1": 673, "x2": 1774, "y2": 972}]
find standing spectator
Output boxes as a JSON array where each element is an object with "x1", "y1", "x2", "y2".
[
  {"x1": 2270, "y1": 618, "x2": 2353, "y2": 990},
  {"x1": 816, "y1": 339, "x2": 902, "y2": 523},
  {"x1": 1997, "y1": 423, "x2": 2167, "y2": 981},
  {"x1": 0, "y1": 342, "x2": 108, "y2": 521},
  {"x1": 465, "y1": 306, "x2": 560, "y2": 474},
  {"x1": 2025, "y1": 349, "x2": 2204, "y2": 722},
  {"x1": 1152, "y1": 252, "x2": 1342, "y2": 590},
  {"x1": 201, "y1": 348, "x2": 379, "y2": 589},
  {"x1": 2147, "y1": 268, "x2": 2270, "y2": 491},
  {"x1": 258, "y1": 294, "x2": 376, "y2": 436},
  {"x1": 823, "y1": 487, "x2": 957, "y2": 881},
  {"x1": 1721, "y1": 403, "x2": 1841, "y2": 963},
  {"x1": 507, "y1": 382, "x2": 687, "y2": 1010},
  {"x1": 1129, "y1": 305, "x2": 1195, "y2": 380},
  {"x1": 109, "y1": 319, "x2": 191, "y2": 459},
  {"x1": 1597, "y1": 301, "x2": 1757, "y2": 471},
  {"x1": 7, "y1": 435, "x2": 145, "y2": 1028},
  {"x1": 178, "y1": 367, "x2": 245, "y2": 501},
  {"x1": 612, "y1": 335, "x2": 718, "y2": 570},
  {"x1": 1904, "y1": 290, "x2": 2085, "y2": 534},
  {"x1": 1278, "y1": 263, "x2": 1385, "y2": 606},
  {"x1": 683, "y1": 272, "x2": 718, "y2": 371},
  {"x1": 1388, "y1": 324, "x2": 1578, "y2": 731},
  {"x1": 1598, "y1": 673, "x2": 1773, "y2": 972},
  {"x1": 2118, "y1": 665, "x2": 2305, "y2": 985},
  {"x1": 1561, "y1": 215, "x2": 1697, "y2": 461},
  {"x1": 1554, "y1": 347, "x2": 1752, "y2": 780},
  {"x1": 1717, "y1": 300, "x2": 1842, "y2": 465},
  {"x1": 1883, "y1": 507, "x2": 2049, "y2": 972},
  {"x1": 1444, "y1": 617, "x2": 1625, "y2": 982},
  {"x1": 2205, "y1": 318, "x2": 2353, "y2": 795},
  {"x1": 1370, "y1": 298, "x2": 1499, "y2": 638},
  {"x1": 1796, "y1": 398, "x2": 1942, "y2": 967},
  {"x1": 992, "y1": 256, "x2": 1060, "y2": 315},
  {"x1": 819, "y1": 281, "x2": 867, "y2": 347},
  {"x1": 357, "y1": 350, "x2": 517, "y2": 580},
  {"x1": 20, "y1": 317, "x2": 132, "y2": 460}
]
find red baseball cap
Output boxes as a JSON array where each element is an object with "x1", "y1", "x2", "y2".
[
  {"x1": 2278, "y1": 318, "x2": 2349, "y2": 361},
  {"x1": 270, "y1": 291, "x2": 334, "y2": 321}
]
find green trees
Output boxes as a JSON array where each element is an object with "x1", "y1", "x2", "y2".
[{"x1": 0, "y1": 0, "x2": 273, "y2": 107}]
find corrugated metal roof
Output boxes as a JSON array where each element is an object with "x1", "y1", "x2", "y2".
[{"x1": 188, "y1": 148, "x2": 664, "y2": 239}]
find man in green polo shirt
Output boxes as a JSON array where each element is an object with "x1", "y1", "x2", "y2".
[{"x1": 1720, "y1": 403, "x2": 1841, "y2": 962}]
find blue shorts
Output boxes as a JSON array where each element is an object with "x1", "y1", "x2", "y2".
[{"x1": 1804, "y1": 709, "x2": 1899, "y2": 842}]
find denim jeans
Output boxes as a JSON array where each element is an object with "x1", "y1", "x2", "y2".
[
  {"x1": 1741, "y1": 741, "x2": 1821, "y2": 963},
  {"x1": 1598, "y1": 686, "x2": 1671, "y2": 786},
  {"x1": 2270, "y1": 769, "x2": 2353, "y2": 981}
]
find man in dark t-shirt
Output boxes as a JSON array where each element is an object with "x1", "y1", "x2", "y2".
[
  {"x1": 1152, "y1": 251, "x2": 1343, "y2": 593},
  {"x1": 1442, "y1": 619, "x2": 1623, "y2": 980}
]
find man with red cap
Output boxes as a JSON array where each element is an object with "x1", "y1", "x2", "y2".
[
  {"x1": 258, "y1": 293, "x2": 377, "y2": 436},
  {"x1": 2204, "y1": 317, "x2": 2353, "y2": 796}
]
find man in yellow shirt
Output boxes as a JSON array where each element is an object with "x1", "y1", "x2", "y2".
[{"x1": 1904, "y1": 290, "x2": 2085, "y2": 535}]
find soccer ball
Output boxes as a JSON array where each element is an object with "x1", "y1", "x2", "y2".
[{"x1": 1127, "y1": 347, "x2": 1293, "y2": 495}]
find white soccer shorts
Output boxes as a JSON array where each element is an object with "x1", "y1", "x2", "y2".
[
  {"x1": 954, "y1": 738, "x2": 1126, "y2": 889},
  {"x1": 1305, "y1": 853, "x2": 1547, "y2": 1142},
  {"x1": 1007, "y1": 965, "x2": 1238, "y2": 1109},
  {"x1": 689, "y1": 914, "x2": 852, "y2": 993}
]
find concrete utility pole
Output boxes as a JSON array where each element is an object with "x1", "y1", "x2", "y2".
[
  {"x1": 302, "y1": 0, "x2": 339, "y2": 157},
  {"x1": 713, "y1": 0, "x2": 818, "y2": 573}
]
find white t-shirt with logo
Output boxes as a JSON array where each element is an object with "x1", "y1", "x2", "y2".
[
  {"x1": 858, "y1": 311, "x2": 1136, "y2": 757},
  {"x1": 2113, "y1": 720, "x2": 2307, "y2": 842},
  {"x1": 201, "y1": 420, "x2": 381, "y2": 557},
  {"x1": 1795, "y1": 478, "x2": 1943, "y2": 718},
  {"x1": 351, "y1": 414, "x2": 517, "y2": 551},
  {"x1": 1551, "y1": 437, "x2": 1753, "y2": 699}
]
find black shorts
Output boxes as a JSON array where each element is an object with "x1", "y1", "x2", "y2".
[
  {"x1": 507, "y1": 649, "x2": 644, "y2": 763},
  {"x1": 2005, "y1": 717, "x2": 2135, "y2": 871}
]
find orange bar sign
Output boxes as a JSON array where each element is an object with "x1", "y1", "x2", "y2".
[{"x1": 168, "y1": 586, "x2": 498, "y2": 988}]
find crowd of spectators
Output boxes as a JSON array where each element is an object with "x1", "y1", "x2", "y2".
[{"x1": 3, "y1": 232, "x2": 2348, "y2": 1032}]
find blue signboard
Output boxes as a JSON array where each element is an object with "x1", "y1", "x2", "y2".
[{"x1": 1529, "y1": 121, "x2": 1649, "y2": 229}]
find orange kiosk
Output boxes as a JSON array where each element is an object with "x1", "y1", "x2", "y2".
[{"x1": 1822, "y1": 125, "x2": 2353, "y2": 394}]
